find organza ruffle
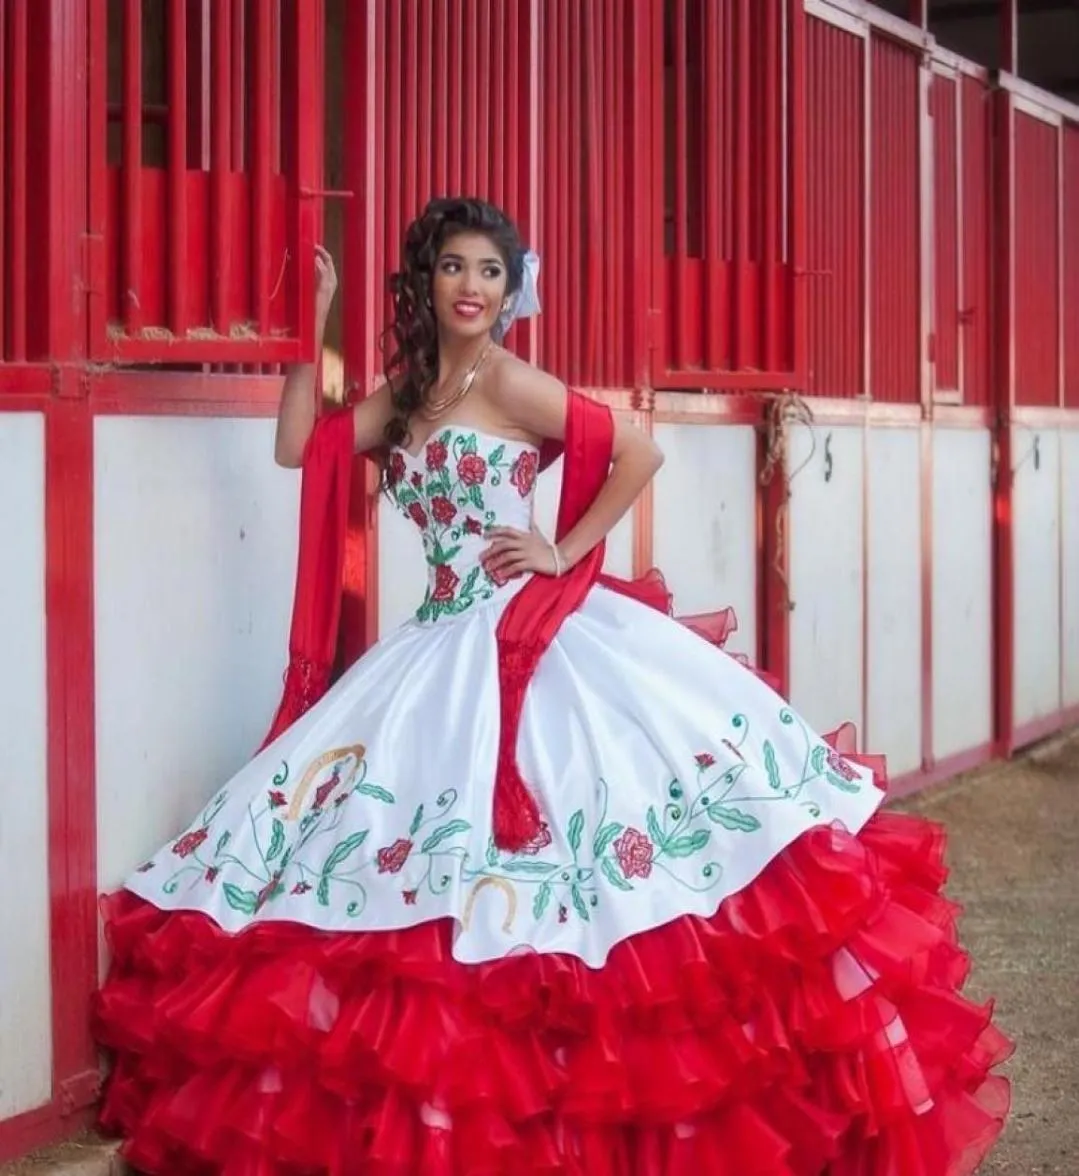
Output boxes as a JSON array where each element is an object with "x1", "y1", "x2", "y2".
[{"x1": 94, "y1": 811, "x2": 1011, "y2": 1176}]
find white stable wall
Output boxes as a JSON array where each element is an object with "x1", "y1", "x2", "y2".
[
  {"x1": 0, "y1": 413, "x2": 52, "y2": 1120},
  {"x1": 866, "y1": 427, "x2": 923, "y2": 776},
  {"x1": 652, "y1": 422, "x2": 758, "y2": 660},
  {"x1": 94, "y1": 418, "x2": 299, "y2": 895},
  {"x1": 1012, "y1": 428, "x2": 1062, "y2": 729},
  {"x1": 788, "y1": 422, "x2": 865, "y2": 737},
  {"x1": 931, "y1": 428, "x2": 993, "y2": 760}
]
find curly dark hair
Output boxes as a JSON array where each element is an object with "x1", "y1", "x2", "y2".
[{"x1": 380, "y1": 197, "x2": 525, "y2": 458}]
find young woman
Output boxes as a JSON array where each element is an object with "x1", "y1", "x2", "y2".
[{"x1": 95, "y1": 198, "x2": 1011, "y2": 1175}]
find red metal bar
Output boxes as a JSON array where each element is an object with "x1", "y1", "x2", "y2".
[
  {"x1": 611, "y1": 0, "x2": 627, "y2": 387},
  {"x1": 490, "y1": 0, "x2": 505, "y2": 210},
  {"x1": 9, "y1": 0, "x2": 29, "y2": 357},
  {"x1": 447, "y1": 0, "x2": 461, "y2": 195},
  {"x1": 0, "y1": 0, "x2": 6, "y2": 360},
  {"x1": 416, "y1": 0, "x2": 432, "y2": 205},
  {"x1": 476, "y1": 0, "x2": 491, "y2": 197},
  {"x1": 385, "y1": 0, "x2": 402, "y2": 276},
  {"x1": 433, "y1": 0, "x2": 448, "y2": 191},
  {"x1": 703, "y1": 0, "x2": 726, "y2": 372},
  {"x1": 168, "y1": 0, "x2": 189, "y2": 335},
  {"x1": 734, "y1": 0, "x2": 757, "y2": 369},
  {"x1": 568, "y1": 0, "x2": 583, "y2": 384},
  {"x1": 121, "y1": 0, "x2": 143, "y2": 335},
  {"x1": 583, "y1": 0, "x2": 601, "y2": 383},
  {"x1": 86, "y1": 0, "x2": 108, "y2": 357},
  {"x1": 790, "y1": 0, "x2": 810, "y2": 388},
  {"x1": 210, "y1": 0, "x2": 233, "y2": 333},
  {"x1": 763, "y1": 0, "x2": 783, "y2": 371},
  {"x1": 186, "y1": 0, "x2": 210, "y2": 170},
  {"x1": 402, "y1": 0, "x2": 418, "y2": 216},
  {"x1": 251, "y1": 0, "x2": 272, "y2": 331},
  {"x1": 672, "y1": 0, "x2": 690, "y2": 370},
  {"x1": 230, "y1": 0, "x2": 245, "y2": 171}
]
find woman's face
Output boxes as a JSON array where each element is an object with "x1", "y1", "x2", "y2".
[{"x1": 431, "y1": 231, "x2": 510, "y2": 342}]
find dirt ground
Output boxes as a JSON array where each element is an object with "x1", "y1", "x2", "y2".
[
  {"x1": 896, "y1": 730, "x2": 1079, "y2": 1174},
  {"x1": 4, "y1": 732, "x2": 1077, "y2": 1176}
]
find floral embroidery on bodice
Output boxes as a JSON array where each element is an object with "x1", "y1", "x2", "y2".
[{"x1": 386, "y1": 427, "x2": 540, "y2": 622}]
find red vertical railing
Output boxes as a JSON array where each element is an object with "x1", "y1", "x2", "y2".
[
  {"x1": 932, "y1": 71, "x2": 960, "y2": 396},
  {"x1": 3, "y1": 0, "x2": 30, "y2": 360},
  {"x1": 805, "y1": 13, "x2": 864, "y2": 399},
  {"x1": 662, "y1": 0, "x2": 791, "y2": 386},
  {"x1": 869, "y1": 34, "x2": 920, "y2": 405},
  {"x1": 95, "y1": 0, "x2": 318, "y2": 363},
  {"x1": 961, "y1": 73, "x2": 992, "y2": 408},
  {"x1": 1064, "y1": 124, "x2": 1079, "y2": 409},
  {"x1": 1013, "y1": 111, "x2": 1060, "y2": 407}
]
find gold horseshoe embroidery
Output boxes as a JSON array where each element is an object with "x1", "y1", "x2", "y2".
[
  {"x1": 461, "y1": 877, "x2": 518, "y2": 934},
  {"x1": 286, "y1": 743, "x2": 366, "y2": 821}
]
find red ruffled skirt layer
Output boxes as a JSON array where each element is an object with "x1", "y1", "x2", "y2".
[{"x1": 94, "y1": 812, "x2": 1011, "y2": 1176}]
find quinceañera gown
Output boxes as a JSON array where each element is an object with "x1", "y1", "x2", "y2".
[{"x1": 95, "y1": 394, "x2": 1011, "y2": 1176}]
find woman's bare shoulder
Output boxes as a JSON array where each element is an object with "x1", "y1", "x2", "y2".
[{"x1": 485, "y1": 349, "x2": 568, "y2": 440}]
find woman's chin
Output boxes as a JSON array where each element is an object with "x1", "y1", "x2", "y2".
[{"x1": 438, "y1": 316, "x2": 496, "y2": 343}]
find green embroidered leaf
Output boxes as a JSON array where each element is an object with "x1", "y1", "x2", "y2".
[
  {"x1": 601, "y1": 856, "x2": 633, "y2": 891},
  {"x1": 488, "y1": 444, "x2": 506, "y2": 465},
  {"x1": 811, "y1": 745, "x2": 827, "y2": 774},
  {"x1": 321, "y1": 831, "x2": 369, "y2": 876},
  {"x1": 460, "y1": 566, "x2": 480, "y2": 596},
  {"x1": 571, "y1": 885, "x2": 590, "y2": 922},
  {"x1": 356, "y1": 782, "x2": 395, "y2": 805},
  {"x1": 666, "y1": 829, "x2": 712, "y2": 857},
  {"x1": 763, "y1": 741, "x2": 782, "y2": 791},
  {"x1": 420, "y1": 819, "x2": 471, "y2": 854},
  {"x1": 567, "y1": 809, "x2": 585, "y2": 855},
  {"x1": 215, "y1": 830, "x2": 231, "y2": 855},
  {"x1": 465, "y1": 484, "x2": 483, "y2": 510},
  {"x1": 266, "y1": 818, "x2": 285, "y2": 862},
  {"x1": 397, "y1": 487, "x2": 419, "y2": 507},
  {"x1": 592, "y1": 821, "x2": 624, "y2": 857},
  {"x1": 646, "y1": 806, "x2": 666, "y2": 848},
  {"x1": 410, "y1": 804, "x2": 424, "y2": 835},
  {"x1": 533, "y1": 881, "x2": 552, "y2": 920},
  {"x1": 708, "y1": 805, "x2": 761, "y2": 833},
  {"x1": 461, "y1": 433, "x2": 479, "y2": 455},
  {"x1": 317, "y1": 875, "x2": 331, "y2": 906},
  {"x1": 485, "y1": 836, "x2": 499, "y2": 867},
  {"x1": 826, "y1": 771, "x2": 861, "y2": 794},
  {"x1": 223, "y1": 883, "x2": 258, "y2": 915},
  {"x1": 272, "y1": 761, "x2": 289, "y2": 787},
  {"x1": 501, "y1": 859, "x2": 557, "y2": 876}
]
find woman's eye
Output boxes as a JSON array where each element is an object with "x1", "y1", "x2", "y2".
[{"x1": 483, "y1": 266, "x2": 503, "y2": 281}]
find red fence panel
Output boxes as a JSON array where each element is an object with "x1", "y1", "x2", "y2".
[
  {"x1": 1, "y1": 0, "x2": 30, "y2": 362},
  {"x1": 869, "y1": 34, "x2": 919, "y2": 405},
  {"x1": 932, "y1": 71, "x2": 959, "y2": 396},
  {"x1": 961, "y1": 73, "x2": 992, "y2": 408},
  {"x1": 92, "y1": 0, "x2": 320, "y2": 365},
  {"x1": 1013, "y1": 111, "x2": 1060, "y2": 408},
  {"x1": 1065, "y1": 123, "x2": 1079, "y2": 409},
  {"x1": 805, "y1": 12, "x2": 864, "y2": 399},
  {"x1": 660, "y1": 0, "x2": 791, "y2": 388}
]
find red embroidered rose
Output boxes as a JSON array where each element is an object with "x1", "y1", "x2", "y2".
[
  {"x1": 256, "y1": 872, "x2": 284, "y2": 911},
  {"x1": 431, "y1": 564, "x2": 459, "y2": 603},
  {"x1": 291, "y1": 881, "x2": 312, "y2": 895},
  {"x1": 613, "y1": 828, "x2": 654, "y2": 880},
  {"x1": 172, "y1": 828, "x2": 208, "y2": 858},
  {"x1": 695, "y1": 752, "x2": 716, "y2": 769},
  {"x1": 426, "y1": 440, "x2": 448, "y2": 470},
  {"x1": 268, "y1": 789, "x2": 287, "y2": 809},
  {"x1": 457, "y1": 453, "x2": 487, "y2": 486},
  {"x1": 510, "y1": 450, "x2": 539, "y2": 497},
  {"x1": 431, "y1": 496, "x2": 457, "y2": 525},
  {"x1": 410, "y1": 472, "x2": 424, "y2": 489},
  {"x1": 402, "y1": 889, "x2": 418, "y2": 905},
  {"x1": 204, "y1": 866, "x2": 219, "y2": 883},
  {"x1": 408, "y1": 502, "x2": 428, "y2": 529},
  {"x1": 464, "y1": 516, "x2": 484, "y2": 535},
  {"x1": 520, "y1": 821, "x2": 553, "y2": 856},
  {"x1": 377, "y1": 838, "x2": 413, "y2": 874},
  {"x1": 313, "y1": 778, "x2": 337, "y2": 810},
  {"x1": 826, "y1": 749, "x2": 858, "y2": 782},
  {"x1": 388, "y1": 452, "x2": 406, "y2": 486}
]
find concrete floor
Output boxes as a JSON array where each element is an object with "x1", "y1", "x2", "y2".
[{"x1": 4, "y1": 730, "x2": 1077, "y2": 1175}]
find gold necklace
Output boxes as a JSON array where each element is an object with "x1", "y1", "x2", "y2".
[{"x1": 420, "y1": 341, "x2": 495, "y2": 420}]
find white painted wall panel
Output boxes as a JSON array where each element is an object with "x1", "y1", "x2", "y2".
[
  {"x1": 1012, "y1": 429, "x2": 1061, "y2": 728},
  {"x1": 866, "y1": 428, "x2": 922, "y2": 776},
  {"x1": 788, "y1": 423, "x2": 865, "y2": 736},
  {"x1": 931, "y1": 429, "x2": 993, "y2": 760},
  {"x1": 0, "y1": 414, "x2": 52, "y2": 1118},
  {"x1": 95, "y1": 418, "x2": 300, "y2": 891},
  {"x1": 652, "y1": 423, "x2": 758, "y2": 659},
  {"x1": 1062, "y1": 430, "x2": 1079, "y2": 708}
]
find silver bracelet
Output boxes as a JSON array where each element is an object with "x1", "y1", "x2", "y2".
[{"x1": 548, "y1": 539, "x2": 564, "y2": 578}]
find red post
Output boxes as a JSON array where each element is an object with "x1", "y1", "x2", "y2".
[
  {"x1": 168, "y1": 0, "x2": 188, "y2": 335},
  {"x1": 251, "y1": 0, "x2": 272, "y2": 332},
  {"x1": 210, "y1": 0, "x2": 232, "y2": 335},
  {"x1": 10, "y1": 0, "x2": 29, "y2": 358}
]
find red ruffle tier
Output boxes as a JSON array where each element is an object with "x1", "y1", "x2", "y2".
[{"x1": 94, "y1": 811, "x2": 1011, "y2": 1176}]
